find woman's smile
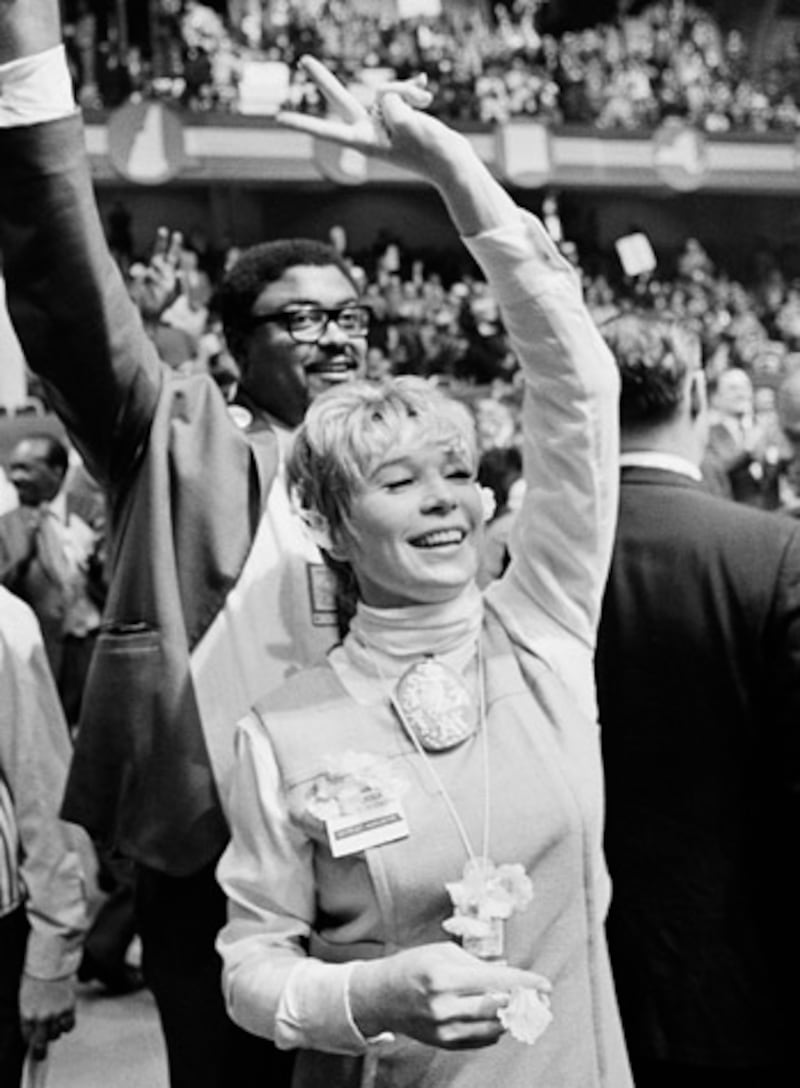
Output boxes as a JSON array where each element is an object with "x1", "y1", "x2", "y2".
[
  {"x1": 333, "y1": 428, "x2": 484, "y2": 609},
  {"x1": 408, "y1": 527, "x2": 468, "y2": 549}
]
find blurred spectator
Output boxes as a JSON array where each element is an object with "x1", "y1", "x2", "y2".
[
  {"x1": 364, "y1": 343, "x2": 392, "y2": 381},
  {"x1": 0, "y1": 587, "x2": 88, "y2": 1085},
  {"x1": 476, "y1": 444, "x2": 523, "y2": 587},
  {"x1": 701, "y1": 367, "x2": 782, "y2": 509},
  {"x1": 677, "y1": 236, "x2": 714, "y2": 283},
  {"x1": 0, "y1": 466, "x2": 17, "y2": 516},
  {"x1": 61, "y1": 1, "x2": 800, "y2": 133},
  {"x1": 106, "y1": 200, "x2": 134, "y2": 274},
  {"x1": 127, "y1": 229, "x2": 200, "y2": 371},
  {"x1": 776, "y1": 366, "x2": 800, "y2": 514},
  {"x1": 0, "y1": 435, "x2": 104, "y2": 731},
  {"x1": 474, "y1": 394, "x2": 517, "y2": 453}
]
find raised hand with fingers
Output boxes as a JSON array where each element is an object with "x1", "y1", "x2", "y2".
[
  {"x1": 276, "y1": 56, "x2": 463, "y2": 181},
  {"x1": 277, "y1": 56, "x2": 518, "y2": 237},
  {"x1": 129, "y1": 226, "x2": 184, "y2": 321}
]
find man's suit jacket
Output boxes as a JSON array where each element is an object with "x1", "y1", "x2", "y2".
[
  {"x1": 595, "y1": 465, "x2": 800, "y2": 1068},
  {"x1": 0, "y1": 115, "x2": 279, "y2": 876}
]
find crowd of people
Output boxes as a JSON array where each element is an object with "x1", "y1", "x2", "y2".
[
  {"x1": 64, "y1": 0, "x2": 800, "y2": 132},
  {"x1": 14, "y1": 187, "x2": 800, "y2": 527},
  {"x1": 3, "y1": 3, "x2": 800, "y2": 1088},
  {"x1": 85, "y1": 196, "x2": 800, "y2": 525}
]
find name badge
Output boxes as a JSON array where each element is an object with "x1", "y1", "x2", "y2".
[{"x1": 325, "y1": 798, "x2": 409, "y2": 858}]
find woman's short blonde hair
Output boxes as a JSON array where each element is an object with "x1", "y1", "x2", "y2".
[{"x1": 287, "y1": 376, "x2": 478, "y2": 541}]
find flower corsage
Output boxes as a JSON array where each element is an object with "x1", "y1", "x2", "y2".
[
  {"x1": 442, "y1": 857, "x2": 533, "y2": 961},
  {"x1": 305, "y1": 751, "x2": 407, "y2": 821},
  {"x1": 443, "y1": 857, "x2": 553, "y2": 1045}
]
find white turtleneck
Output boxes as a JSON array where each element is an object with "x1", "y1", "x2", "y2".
[{"x1": 330, "y1": 583, "x2": 483, "y2": 706}]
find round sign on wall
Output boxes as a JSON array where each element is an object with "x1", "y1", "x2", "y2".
[
  {"x1": 108, "y1": 100, "x2": 186, "y2": 185},
  {"x1": 313, "y1": 136, "x2": 369, "y2": 186},
  {"x1": 652, "y1": 119, "x2": 709, "y2": 192}
]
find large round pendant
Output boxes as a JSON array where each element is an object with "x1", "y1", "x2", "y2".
[{"x1": 392, "y1": 658, "x2": 476, "y2": 752}]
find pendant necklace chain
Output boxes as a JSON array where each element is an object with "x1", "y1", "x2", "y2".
[{"x1": 372, "y1": 644, "x2": 491, "y2": 864}]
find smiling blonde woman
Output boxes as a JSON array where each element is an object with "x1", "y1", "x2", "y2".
[{"x1": 215, "y1": 58, "x2": 631, "y2": 1088}]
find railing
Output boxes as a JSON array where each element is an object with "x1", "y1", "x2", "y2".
[{"x1": 83, "y1": 104, "x2": 800, "y2": 193}]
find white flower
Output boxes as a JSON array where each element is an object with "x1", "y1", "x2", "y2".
[
  {"x1": 479, "y1": 485, "x2": 497, "y2": 522},
  {"x1": 446, "y1": 858, "x2": 533, "y2": 921},
  {"x1": 305, "y1": 751, "x2": 407, "y2": 820},
  {"x1": 442, "y1": 858, "x2": 534, "y2": 957},
  {"x1": 498, "y1": 986, "x2": 553, "y2": 1046},
  {"x1": 441, "y1": 914, "x2": 494, "y2": 940}
]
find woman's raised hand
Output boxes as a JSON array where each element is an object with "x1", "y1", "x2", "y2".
[
  {"x1": 276, "y1": 56, "x2": 469, "y2": 184},
  {"x1": 349, "y1": 941, "x2": 551, "y2": 1050}
]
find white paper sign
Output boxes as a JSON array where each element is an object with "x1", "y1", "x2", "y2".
[
  {"x1": 397, "y1": 0, "x2": 442, "y2": 17},
  {"x1": 615, "y1": 232, "x2": 657, "y2": 277},
  {"x1": 238, "y1": 60, "x2": 291, "y2": 116}
]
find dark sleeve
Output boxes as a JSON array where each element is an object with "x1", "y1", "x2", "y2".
[
  {"x1": 0, "y1": 114, "x2": 163, "y2": 491},
  {"x1": 0, "y1": 514, "x2": 32, "y2": 587},
  {"x1": 700, "y1": 448, "x2": 737, "y2": 500},
  {"x1": 768, "y1": 527, "x2": 800, "y2": 800}
]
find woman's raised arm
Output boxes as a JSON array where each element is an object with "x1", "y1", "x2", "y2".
[{"x1": 277, "y1": 56, "x2": 519, "y2": 238}]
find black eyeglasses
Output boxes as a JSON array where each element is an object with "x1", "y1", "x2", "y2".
[{"x1": 248, "y1": 304, "x2": 371, "y2": 344}]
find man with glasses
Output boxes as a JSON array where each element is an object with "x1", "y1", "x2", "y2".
[
  {"x1": 216, "y1": 239, "x2": 370, "y2": 430},
  {"x1": 128, "y1": 241, "x2": 368, "y2": 1088},
  {"x1": 0, "y1": 9, "x2": 368, "y2": 1087}
]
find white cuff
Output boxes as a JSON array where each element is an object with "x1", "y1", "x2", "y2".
[
  {"x1": 275, "y1": 959, "x2": 370, "y2": 1055},
  {"x1": 0, "y1": 45, "x2": 77, "y2": 127}
]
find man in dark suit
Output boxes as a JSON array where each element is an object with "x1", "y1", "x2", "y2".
[
  {"x1": 0, "y1": 6, "x2": 367, "y2": 1087},
  {"x1": 776, "y1": 367, "x2": 800, "y2": 514},
  {"x1": 700, "y1": 366, "x2": 782, "y2": 510},
  {"x1": 595, "y1": 313, "x2": 800, "y2": 1087}
]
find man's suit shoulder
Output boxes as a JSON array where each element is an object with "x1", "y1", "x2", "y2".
[{"x1": 622, "y1": 470, "x2": 800, "y2": 565}]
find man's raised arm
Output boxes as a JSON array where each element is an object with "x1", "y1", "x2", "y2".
[
  {"x1": 0, "y1": 0, "x2": 163, "y2": 490},
  {"x1": 0, "y1": 1, "x2": 60, "y2": 64}
]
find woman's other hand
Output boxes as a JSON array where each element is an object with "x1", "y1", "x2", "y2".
[{"x1": 349, "y1": 942, "x2": 551, "y2": 1050}]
